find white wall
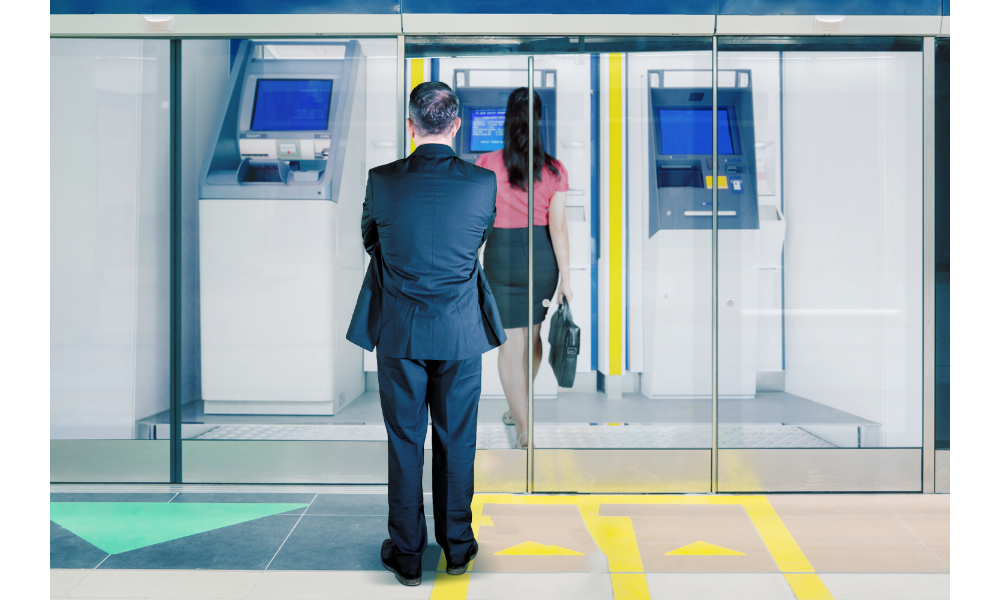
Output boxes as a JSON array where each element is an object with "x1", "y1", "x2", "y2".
[
  {"x1": 781, "y1": 52, "x2": 923, "y2": 447},
  {"x1": 51, "y1": 39, "x2": 171, "y2": 439}
]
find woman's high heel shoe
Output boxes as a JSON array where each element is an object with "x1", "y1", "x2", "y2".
[{"x1": 513, "y1": 431, "x2": 528, "y2": 449}]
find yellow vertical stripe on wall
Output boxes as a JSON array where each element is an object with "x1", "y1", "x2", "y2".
[
  {"x1": 608, "y1": 54, "x2": 623, "y2": 376},
  {"x1": 409, "y1": 59, "x2": 424, "y2": 154}
]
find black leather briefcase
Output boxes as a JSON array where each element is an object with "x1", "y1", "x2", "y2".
[{"x1": 547, "y1": 300, "x2": 581, "y2": 388}]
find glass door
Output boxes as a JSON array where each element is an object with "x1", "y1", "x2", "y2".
[
  {"x1": 527, "y1": 38, "x2": 717, "y2": 493},
  {"x1": 402, "y1": 37, "x2": 718, "y2": 493},
  {"x1": 715, "y1": 37, "x2": 926, "y2": 492}
]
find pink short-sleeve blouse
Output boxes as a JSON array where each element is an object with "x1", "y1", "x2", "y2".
[{"x1": 474, "y1": 150, "x2": 569, "y2": 228}]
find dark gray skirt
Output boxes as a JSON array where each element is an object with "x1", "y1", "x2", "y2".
[{"x1": 482, "y1": 226, "x2": 559, "y2": 329}]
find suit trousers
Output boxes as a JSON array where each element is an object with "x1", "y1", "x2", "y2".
[{"x1": 377, "y1": 351, "x2": 482, "y2": 573}]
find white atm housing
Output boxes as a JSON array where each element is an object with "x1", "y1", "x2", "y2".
[{"x1": 197, "y1": 41, "x2": 367, "y2": 415}]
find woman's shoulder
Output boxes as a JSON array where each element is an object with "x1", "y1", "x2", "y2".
[{"x1": 475, "y1": 150, "x2": 504, "y2": 168}]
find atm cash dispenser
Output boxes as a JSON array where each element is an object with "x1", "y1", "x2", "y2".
[
  {"x1": 198, "y1": 40, "x2": 366, "y2": 415},
  {"x1": 452, "y1": 68, "x2": 557, "y2": 162},
  {"x1": 642, "y1": 70, "x2": 762, "y2": 399}
]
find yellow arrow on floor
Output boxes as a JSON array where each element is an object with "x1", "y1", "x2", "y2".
[
  {"x1": 495, "y1": 541, "x2": 585, "y2": 556},
  {"x1": 666, "y1": 541, "x2": 745, "y2": 556}
]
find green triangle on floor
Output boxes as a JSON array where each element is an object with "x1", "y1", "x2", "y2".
[{"x1": 49, "y1": 502, "x2": 309, "y2": 555}]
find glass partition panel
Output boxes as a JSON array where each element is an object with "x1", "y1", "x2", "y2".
[
  {"x1": 50, "y1": 39, "x2": 171, "y2": 481},
  {"x1": 176, "y1": 38, "x2": 399, "y2": 483},
  {"x1": 405, "y1": 37, "x2": 715, "y2": 492},
  {"x1": 717, "y1": 39, "x2": 925, "y2": 451},
  {"x1": 403, "y1": 42, "x2": 531, "y2": 491}
]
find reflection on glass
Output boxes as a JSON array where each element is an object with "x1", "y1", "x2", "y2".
[
  {"x1": 718, "y1": 50, "x2": 924, "y2": 448},
  {"x1": 50, "y1": 39, "x2": 170, "y2": 440}
]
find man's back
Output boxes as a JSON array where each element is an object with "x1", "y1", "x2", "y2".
[
  {"x1": 350, "y1": 80, "x2": 501, "y2": 587},
  {"x1": 360, "y1": 143, "x2": 501, "y2": 360}
]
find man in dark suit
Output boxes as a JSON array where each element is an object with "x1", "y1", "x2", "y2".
[{"x1": 346, "y1": 81, "x2": 506, "y2": 587}]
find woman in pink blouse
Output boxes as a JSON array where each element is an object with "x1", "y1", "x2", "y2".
[{"x1": 476, "y1": 88, "x2": 572, "y2": 449}]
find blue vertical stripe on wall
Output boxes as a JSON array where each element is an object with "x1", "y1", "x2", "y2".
[
  {"x1": 591, "y1": 54, "x2": 599, "y2": 372},
  {"x1": 944, "y1": 0, "x2": 950, "y2": 16},
  {"x1": 230, "y1": 39, "x2": 241, "y2": 73}
]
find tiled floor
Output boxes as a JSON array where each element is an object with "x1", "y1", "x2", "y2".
[{"x1": 50, "y1": 487, "x2": 949, "y2": 599}]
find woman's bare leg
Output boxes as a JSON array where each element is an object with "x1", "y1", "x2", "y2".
[
  {"x1": 498, "y1": 327, "x2": 528, "y2": 445},
  {"x1": 532, "y1": 324, "x2": 543, "y2": 381}
]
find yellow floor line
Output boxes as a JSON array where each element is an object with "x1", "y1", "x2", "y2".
[
  {"x1": 428, "y1": 571, "x2": 471, "y2": 600},
  {"x1": 425, "y1": 494, "x2": 833, "y2": 600},
  {"x1": 610, "y1": 573, "x2": 651, "y2": 600},
  {"x1": 784, "y1": 574, "x2": 836, "y2": 600},
  {"x1": 741, "y1": 496, "x2": 816, "y2": 573}
]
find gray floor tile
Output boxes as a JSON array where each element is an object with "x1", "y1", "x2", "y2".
[
  {"x1": 819, "y1": 574, "x2": 950, "y2": 600},
  {"x1": 467, "y1": 572, "x2": 613, "y2": 600},
  {"x1": 645, "y1": 573, "x2": 796, "y2": 600},
  {"x1": 98, "y1": 514, "x2": 299, "y2": 570},
  {"x1": 50, "y1": 493, "x2": 176, "y2": 503},
  {"x1": 267, "y1": 515, "x2": 443, "y2": 572},
  {"x1": 305, "y1": 493, "x2": 435, "y2": 516},
  {"x1": 65, "y1": 569, "x2": 261, "y2": 598},
  {"x1": 267, "y1": 515, "x2": 388, "y2": 571},
  {"x1": 172, "y1": 493, "x2": 315, "y2": 514},
  {"x1": 50, "y1": 569, "x2": 91, "y2": 598},
  {"x1": 305, "y1": 493, "x2": 389, "y2": 516},
  {"x1": 50, "y1": 521, "x2": 108, "y2": 569},
  {"x1": 249, "y1": 570, "x2": 432, "y2": 599}
]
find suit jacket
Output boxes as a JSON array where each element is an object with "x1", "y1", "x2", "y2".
[{"x1": 346, "y1": 143, "x2": 507, "y2": 359}]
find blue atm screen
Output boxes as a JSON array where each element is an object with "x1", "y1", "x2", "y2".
[
  {"x1": 468, "y1": 106, "x2": 550, "y2": 153},
  {"x1": 251, "y1": 79, "x2": 333, "y2": 131},
  {"x1": 469, "y1": 108, "x2": 505, "y2": 152},
  {"x1": 659, "y1": 108, "x2": 737, "y2": 155}
]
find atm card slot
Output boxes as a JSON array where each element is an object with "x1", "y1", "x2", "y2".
[{"x1": 684, "y1": 211, "x2": 737, "y2": 217}]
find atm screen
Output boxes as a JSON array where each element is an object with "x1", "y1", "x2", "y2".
[
  {"x1": 658, "y1": 108, "x2": 738, "y2": 155},
  {"x1": 468, "y1": 105, "x2": 549, "y2": 153},
  {"x1": 469, "y1": 108, "x2": 505, "y2": 152},
  {"x1": 251, "y1": 79, "x2": 333, "y2": 131}
]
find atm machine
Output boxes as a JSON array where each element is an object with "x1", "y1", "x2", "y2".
[
  {"x1": 641, "y1": 70, "x2": 762, "y2": 398},
  {"x1": 198, "y1": 40, "x2": 366, "y2": 415},
  {"x1": 451, "y1": 68, "x2": 558, "y2": 161}
]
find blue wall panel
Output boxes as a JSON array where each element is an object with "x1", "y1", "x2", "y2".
[
  {"x1": 51, "y1": 1, "x2": 400, "y2": 14},
  {"x1": 400, "y1": 1, "x2": 717, "y2": 14},
  {"x1": 944, "y1": 0, "x2": 950, "y2": 16},
  {"x1": 51, "y1": 0, "x2": 942, "y2": 16},
  {"x1": 718, "y1": 0, "x2": 940, "y2": 15}
]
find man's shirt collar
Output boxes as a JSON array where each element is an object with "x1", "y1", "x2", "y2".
[{"x1": 411, "y1": 143, "x2": 456, "y2": 157}]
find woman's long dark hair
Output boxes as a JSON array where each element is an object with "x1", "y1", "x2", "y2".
[{"x1": 502, "y1": 87, "x2": 560, "y2": 192}]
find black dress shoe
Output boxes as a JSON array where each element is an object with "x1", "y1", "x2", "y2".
[
  {"x1": 381, "y1": 539, "x2": 421, "y2": 586},
  {"x1": 446, "y1": 545, "x2": 478, "y2": 575}
]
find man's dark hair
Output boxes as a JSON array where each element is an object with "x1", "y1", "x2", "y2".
[{"x1": 408, "y1": 81, "x2": 459, "y2": 137}]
